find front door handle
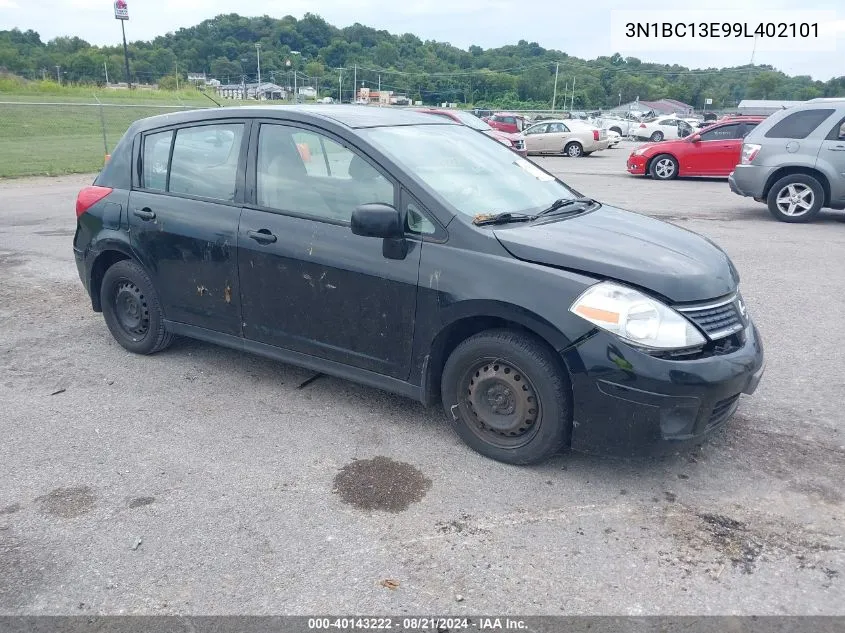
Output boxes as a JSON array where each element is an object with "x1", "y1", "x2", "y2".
[
  {"x1": 133, "y1": 207, "x2": 156, "y2": 221},
  {"x1": 247, "y1": 229, "x2": 277, "y2": 244},
  {"x1": 827, "y1": 145, "x2": 845, "y2": 151}
]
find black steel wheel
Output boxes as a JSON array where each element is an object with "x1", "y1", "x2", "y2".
[
  {"x1": 441, "y1": 329, "x2": 571, "y2": 464},
  {"x1": 100, "y1": 259, "x2": 174, "y2": 355}
]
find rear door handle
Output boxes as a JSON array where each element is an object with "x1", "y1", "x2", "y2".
[
  {"x1": 828, "y1": 146, "x2": 845, "y2": 151},
  {"x1": 247, "y1": 229, "x2": 277, "y2": 245},
  {"x1": 133, "y1": 207, "x2": 156, "y2": 221}
]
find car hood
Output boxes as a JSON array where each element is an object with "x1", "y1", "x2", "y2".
[{"x1": 493, "y1": 205, "x2": 739, "y2": 303}]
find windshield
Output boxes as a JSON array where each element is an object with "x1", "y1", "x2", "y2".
[{"x1": 363, "y1": 124, "x2": 575, "y2": 218}]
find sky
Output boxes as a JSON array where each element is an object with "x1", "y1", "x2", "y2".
[{"x1": 1, "y1": 0, "x2": 843, "y2": 80}]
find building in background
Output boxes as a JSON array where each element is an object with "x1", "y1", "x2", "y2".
[
  {"x1": 216, "y1": 82, "x2": 286, "y2": 100},
  {"x1": 736, "y1": 100, "x2": 806, "y2": 115}
]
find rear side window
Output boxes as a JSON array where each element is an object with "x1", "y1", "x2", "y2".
[
  {"x1": 700, "y1": 124, "x2": 741, "y2": 141},
  {"x1": 168, "y1": 124, "x2": 244, "y2": 201},
  {"x1": 764, "y1": 109, "x2": 835, "y2": 139},
  {"x1": 142, "y1": 130, "x2": 173, "y2": 191}
]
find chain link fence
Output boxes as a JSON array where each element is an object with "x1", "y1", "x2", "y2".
[{"x1": 0, "y1": 101, "x2": 211, "y2": 178}]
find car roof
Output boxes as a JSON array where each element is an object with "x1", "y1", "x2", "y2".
[{"x1": 131, "y1": 105, "x2": 455, "y2": 131}]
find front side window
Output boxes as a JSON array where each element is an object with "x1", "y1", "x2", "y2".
[
  {"x1": 257, "y1": 124, "x2": 395, "y2": 223},
  {"x1": 699, "y1": 124, "x2": 741, "y2": 141},
  {"x1": 765, "y1": 109, "x2": 835, "y2": 139},
  {"x1": 525, "y1": 124, "x2": 547, "y2": 135},
  {"x1": 363, "y1": 124, "x2": 577, "y2": 218},
  {"x1": 168, "y1": 123, "x2": 244, "y2": 201}
]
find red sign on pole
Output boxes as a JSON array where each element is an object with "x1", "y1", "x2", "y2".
[{"x1": 114, "y1": 0, "x2": 129, "y2": 20}]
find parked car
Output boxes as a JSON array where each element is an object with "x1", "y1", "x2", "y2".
[
  {"x1": 522, "y1": 119, "x2": 610, "y2": 157},
  {"x1": 606, "y1": 130, "x2": 621, "y2": 148},
  {"x1": 487, "y1": 112, "x2": 529, "y2": 134},
  {"x1": 73, "y1": 105, "x2": 764, "y2": 464},
  {"x1": 415, "y1": 107, "x2": 527, "y2": 156},
  {"x1": 632, "y1": 116, "x2": 695, "y2": 141},
  {"x1": 730, "y1": 99, "x2": 845, "y2": 222},
  {"x1": 626, "y1": 117, "x2": 766, "y2": 180},
  {"x1": 596, "y1": 115, "x2": 642, "y2": 138},
  {"x1": 471, "y1": 108, "x2": 494, "y2": 119}
]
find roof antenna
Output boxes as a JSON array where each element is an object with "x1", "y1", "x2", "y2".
[{"x1": 201, "y1": 91, "x2": 223, "y2": 107}]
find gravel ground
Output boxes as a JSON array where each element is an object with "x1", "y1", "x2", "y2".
[{"x1": 0, "y1": 143, "x2": 843, "y2": 615}]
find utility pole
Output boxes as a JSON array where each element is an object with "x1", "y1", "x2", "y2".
[
  {"x1": 294, "y1": 70, "x2": 297, "y2": 102},
  {"x1": 104, "y1": 61, "x2": 109, "y2": 84},
  {"x1": 120, "y1": 19, "x2": 131, "y2": 89},
  {"x1": 570, "y1": 77, "x2": 576, "y2": 111},
  {"x1": 353, "y1": 64, "x2": 357, "y2": 101},
  {"x1": 338, "y1": 68, "x2": 342, "y2": 102},
  {"x1": 551, "y1": 62, "x2": 559, "y2": 111},
  {"x1": 56, "y1": 65, "x2": 61, "y2": 83},
  {"x1": 378, "y1": 74, "x2": 381, "y2": 94},
  {"x1": 255, "y1": 43, "x2": 261, "y2": 91}
]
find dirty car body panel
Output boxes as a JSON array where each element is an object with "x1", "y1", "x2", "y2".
[{"x1": 74, "y1": 105, "x2": 765, "y2": 459}]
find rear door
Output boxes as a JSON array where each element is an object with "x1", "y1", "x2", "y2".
[
  {"x1": 817, "y1": 114, "x2": 845, "y2": 205},
  {"x1": 129, "y1": 121, "x2": 248, "y2": 336},
  {"x1": 237, "y1": 121, "x2": 422, "y2": 379},
  {"x1": 545, "y1": 122, "x2": 571, "y2": 152}
]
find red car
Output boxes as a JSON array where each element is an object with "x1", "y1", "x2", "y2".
[
  {"x1": 415, "y1": 108, "x2": 527, "y2": 157},
  {"x1": 626, "y1": 116, "x2": 766, "y2": 180},
  {"x1": 486, "y1": 112, "x2": 530, "y2": 135}
]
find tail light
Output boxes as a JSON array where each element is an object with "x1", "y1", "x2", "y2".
[
  {"x1": 75, "y1": 185, "x2": 113, "y2": 218},
  {"x1": 639, "y1": 123, "x2": 646, "y2": 128},
  {"x1": 740, "y1": 143, "x2": 762, "y2": 165},
  {"x1": 593, "y1": 130, "x2": 600, "y2": 141}
]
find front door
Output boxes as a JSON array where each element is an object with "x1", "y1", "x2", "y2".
[
  {"x1": 129, "y1": 121, "x2": 247, "y2": 336},
  {"x1": 818, "y1": 115, "x2": 845, "y2": 205},
  {"x1": 686, "y1": 123, "x2": 744, "y2": 176},
  {"x1": 237, "y1": 122, "x2": 421, "y2": 379}
]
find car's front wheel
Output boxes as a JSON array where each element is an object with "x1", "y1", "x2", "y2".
[
  {"x1": 766, "y1": 174, "x2": 824, "y2": 223},
  {"x1": 441, "y1": 329, "x2": 572, "y2": 465},
  {"x1": 649, "y1": 154, "x2": 678, "y2": 180},
  {"x1": 564, "y1": 141, "x2": 584, "y2": 157},
  {"x1": 100, "y1": 259, "x2": 174, "y2": 355}
]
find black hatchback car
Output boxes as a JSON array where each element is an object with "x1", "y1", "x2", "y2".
[{"x1": 74, "y1": 106, "x2": 765, "y2": 464}]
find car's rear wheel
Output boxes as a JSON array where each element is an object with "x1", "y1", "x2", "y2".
[
  {"x1": 649, "y1": 154, "x2": 678, "y2": 180},
  {"x1": 100, "y1": 259, "x2": 174, "y2": 355},
  {"x1": 650, "y1": 131, "x2": 664, "y2": 142},
  {"x1": 610, "y1": 126, "x2": 622, "y2": 135},
  {"x1": 441, "y1": 329, "x2": 571, "y2": 465},
  {"x1": 766, "y1": 174, "x2": 824, "y2": 223},
  {"x1": 564, "y1": 141, "x2": 584, "y2": 157}
]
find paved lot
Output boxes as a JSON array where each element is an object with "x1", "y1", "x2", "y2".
[{"x1": 1, "y1": 143, "x2": 844, "y2": 615}]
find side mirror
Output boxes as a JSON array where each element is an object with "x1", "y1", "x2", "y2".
[
  {"x1": 690, "y1": 134, "x2": 701, "y2": 143},
  {"x1": 351, "y1": 203, "x2": 403, "y2": 239}
]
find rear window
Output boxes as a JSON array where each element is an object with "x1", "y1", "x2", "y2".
[{"x1": 764, "y1": 109, "x2": 835, "y2": 139}]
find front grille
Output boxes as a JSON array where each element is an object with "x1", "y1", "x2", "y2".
[
  {"x1": 678, "y1": 297, "x2": 743, "y2": 340},
  {"x1": 707, "y1": 394, "x2": 741, "y2": 430}
]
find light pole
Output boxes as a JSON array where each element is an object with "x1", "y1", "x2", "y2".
[{"x1": 255, "y1": 43, "x2": 261, "y2": 96}]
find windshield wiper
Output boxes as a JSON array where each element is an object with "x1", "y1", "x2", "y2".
[
  {"x1": 534, "y1": 197, "x2": 598, "y2": 218},
  {"x1": 472, "y1": 212, "x2": 535, "y2": 226}
]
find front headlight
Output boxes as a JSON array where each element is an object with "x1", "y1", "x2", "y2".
[
  {"x1": 569, "y1": 281, "x2": 705, "y2": 350},
  {"x1": 632, "y1": 147, "x2": 647, "y2": 156}
]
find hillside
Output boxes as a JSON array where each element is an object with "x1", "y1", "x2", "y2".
[{"x1": 2, "y1": 13, "x2": 844, "y2": 108}]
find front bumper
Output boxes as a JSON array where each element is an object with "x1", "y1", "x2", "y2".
[
  {"x1": 561, "y1": 322, "x2": 765, "y2": 455},
  {"x1": 627, "y1": 155, "x2": 647, "y2": 175}
]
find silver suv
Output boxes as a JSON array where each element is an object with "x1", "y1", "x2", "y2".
[{"x1": 729, "y1": 99, "x2": 845, "y2": 222}]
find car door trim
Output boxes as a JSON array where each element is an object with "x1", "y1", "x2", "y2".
[{"x1": 163, "y1": 319, "x2": 424, "y2": 402}]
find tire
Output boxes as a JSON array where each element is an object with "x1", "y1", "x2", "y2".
[
  {"x1": 441, "y1": 329, "x2": 572, "y2": 465},
  {"x1": 564, "y1": 141, "x2": 584, "y2": 157},
  {"x1": 650, "y1": 131, "x2": 664, "y2": 142},
  {"x1": 649, "y1": 154, "x2": 678, "y2": 180},
  {"x1": 610, "y1": 126, "x2": 622, "y2": 135},
  {"x1": 100, "y1": 259, "x2": 174, "y2": 355},
  {"x1": 766, "y1": 174, "x2": 824, "y2": 223}
]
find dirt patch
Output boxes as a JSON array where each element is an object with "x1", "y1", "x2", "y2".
[
  {"x1": 435, "y1": 513, "x2": 487, "y2": 535},
  {"x1": 36, "y1": 486, "x2": 95, "y2": 519},
  {"x1": 333, "y1": 456, "x2": 431, "y2": 513},
  {"x1": 697, "y1": 513, "x2": 763, "y2": 574},
  {"x1": 128, "y1": 496, "x2": 155, "y2": 509},
  {"x1": 0, "y1": 503, "x2": 21, "y2": 515}
]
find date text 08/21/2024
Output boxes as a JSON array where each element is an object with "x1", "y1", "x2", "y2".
[
  {"x1": 624, "y1": 22, "x2": 819, "y2": 38},
  {"x1": 306, "y1": 617, "x2": 528, "y2": 630}
]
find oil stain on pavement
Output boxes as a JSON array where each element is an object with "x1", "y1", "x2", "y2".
[
  {"x1": 333, "y1": 456, "x2": 431, "y2": 512},
  {"x1": 36, "y1": 486, "x2": 95, "y2": 519}
]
